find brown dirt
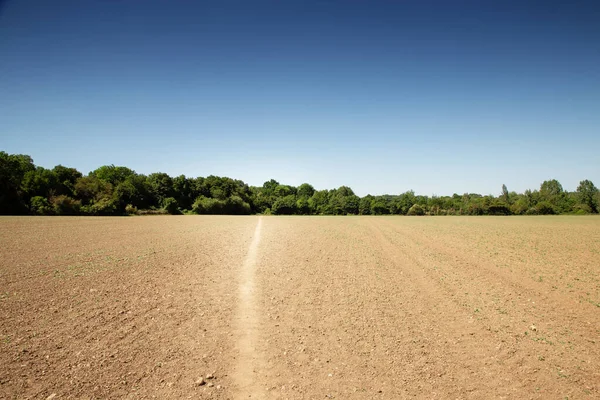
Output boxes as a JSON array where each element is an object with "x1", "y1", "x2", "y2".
[{"x1": 1, "y1": 215, "x2": 599, "y2": 399}]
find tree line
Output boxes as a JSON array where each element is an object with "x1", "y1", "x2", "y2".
[{"x1": 1, "y1": 151, "x2": 599, "y2": 216}]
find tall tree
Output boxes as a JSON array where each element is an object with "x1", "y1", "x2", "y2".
[{"x1": 576, "y1": 180, "x2": 599, "y2": 213}]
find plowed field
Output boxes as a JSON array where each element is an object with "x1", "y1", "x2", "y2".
[{"x1": 1, "y1": 216, "x2": 599, "y2": 399}]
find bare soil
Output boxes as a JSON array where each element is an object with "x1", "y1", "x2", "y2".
[{"x1": 1, "y1": 216, "x2": 598, "y2": 399}]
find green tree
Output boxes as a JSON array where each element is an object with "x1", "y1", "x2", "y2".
[
  {"x1": 90, "y1": 165, "x2": 135, "y2": 186},
  {"x1": 272, "y1": 195, "x2": 297, "y2": 215},
  {"x1": 297, "y1": 183, "x2": 315, "y2": 198},
  {"x1": 0, "y1": 152, "x2": 35, "y2": 214},
  {"x1": 407, "y1": 204, "x2": 425, "y2": 216},
  {"x1": 147, "y1": 173, "x2": 174, "y2": 206},
  {"x1": 576, "y1": 180, "x2": 599, "y2": 213},
  {"x1": 75, "y1": 176, "x2": 116, "y2": 215},
  {"x1": 358, "y1": 195, "x2": 373, "y2": 215},
  {"x1": 501, "y1": 184, "x2": 510, "y2": 204},
  {"x1": 162, "y1": 197, "x2": 180, "y2": 214},
  {"x1": 52, "y1": 165, "x2": 82, "y2": 196},
  {"x1": 20, "y1": 167, "x2": 58, "y2": 202},
  {"x1": 30, "y1": 196, "x2": 53, "y2": 215}
]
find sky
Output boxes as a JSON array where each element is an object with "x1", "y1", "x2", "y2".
[{"x1": 1, "y1": 0, "x2": 599, "y2": 196}]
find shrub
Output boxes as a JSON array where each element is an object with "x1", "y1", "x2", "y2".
[
  {"x1": 487, "y1": 205, "x2": 511, "y2": 215},
  {"x1": 162, "y1": 197, "x2": 180, "y2": 215},
  {"x1": 573, "y1": 203, "x2": 592, "y2": 214},
  {"x1": 136, "y1": 208, "x2": 168, "y2": 215},
  {"x1": 30, "y1": 196, "x2": 53, "y2": 215},
  {"x1": 224, "y1": 195, "x2": 252, "y2": 215},
  {"x1": 271, "y1": 195, "x2": 297, "y2": 215},
  {"x1": 80, "y1": 197, "x2": 116, "y2": 215},
  {"x1": 192, "y1": 196, "x2": 225, "y2": 214},
  {"x1": 50, "y1": 195, "x2": 81, "y2": 215},
  {"x1": 534, "y1": 201, "x2": 556, "y2": 215},
  {"x1": 125, "y1": 204, "x2": 138, "y2": 215},
  {"x1": 407, "y1": 204, "x2": 425, "y2": 216}
]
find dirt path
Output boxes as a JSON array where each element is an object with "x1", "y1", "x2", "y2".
[{"x1": 233, "y1": 216, "x2": 265, "y2": 398}]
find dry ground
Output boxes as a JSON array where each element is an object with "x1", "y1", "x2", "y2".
[{"x1": 0, "y1": 215, "x2": 598, "y2": 399}]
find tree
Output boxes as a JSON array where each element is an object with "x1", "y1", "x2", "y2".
[
  {"x1": 297, "y1": 183, "x2": 315, "y2": 198},
  {"x1": 147, "y1": 173, "x2": 174, "y2": 207},
  {"x1": 162, "y1": 197, "x2": 180, "y2": 214},
  {"x1": 407, "y1": 204, "x2": 425, "y2": 216},
  {"x1": 358, "y1": 196, "x2": 373, "y2": 215},
  {"x1": 272, "y1": 195, "x2": 297, "y2": 215},
  {"x1": 75, "y1": 176, "x2": 116, "y2": 215},
  {"x1": 90, "y1": 165, "x2": 135, "y2": 186},
  {"x1": 0, "y1": 152, "x2": 35, "y2": 214},
  {"x1": 52, "y1": 165, "x2": 82, "y2": 196},
  {"x1": 576, "y1": 180, "x2": 599, "y2": 213},
  {"x1": 501, "y1": 184, "x2": 510, "y2": 205},
  {"x1": 30, "y1": 196, "x2": 53, "y2": 215},
  {"x1": 309, "y1": 190, "x2": 329, "y2": 214},
  {"x1": 20, "y1": 167, "x2": 58, "y2": 202},
  {"x1": 539, "y1": 179, "x2": 568, "y2": 213}
]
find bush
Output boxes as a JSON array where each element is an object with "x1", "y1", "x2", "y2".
[
  {"x1": 535, "y1": 201, "x2": 556, "y2": 215},
  {"x1": 80, "y1": 197, "x2": 116, "y2": 215},
  {"x1": 407, "y1": 204, "x2": 425, "y2": 216},
  {"x1": 50, "y1": 195, "x2": 81, "y2": 215},
  {"x1": 271, "y1": 195, "x2": 297, "y2": 215},
  {"x1": 525, "y1": 207, "x2": 539, "y2": 215},
  {"x1": 487, "y1": 205, "x2": 511, "y2": 215},
  {"x1": 573, "y1": 203, "x2": 592, "y2": 214},
  {"x1": 224, "y1": 195, "x2": 252, "y2": 215},
  {"x1": 136, "y1": 208, "x2": 168, "y2": 215},
  {"x1": 125, "y1": 204, "x2": 138, "y2": 215},
  {"x1": 30, "y1": 196, "x2": 53, "y2": 215},
  {"x1": 162, "y1": 197, "x2": 180, "y2": 214}
]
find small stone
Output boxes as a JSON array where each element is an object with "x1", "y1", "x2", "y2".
[
  {"x1": 206, "y1": 373, "x2": 214, "y2": 379},
  {"x1": 195, "y1": 377, "x2": 205, "y2": 386},
  {"x1": 46, "y1": 395, "x2": 57, "y2": 400},
  {"x1": 530, "y1": 325, "x2": 537, "y2": 332},
  {"x1": 216, "y1": 385, "x2": 222, "y2": 389},
  {"x1": 207, "y1": 382, "x2": 214, "y2": 387}
]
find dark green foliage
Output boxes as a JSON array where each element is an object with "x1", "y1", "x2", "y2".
[
  {"x1": 21, "y1": 167, "x2": 58, "y2": 201},
  {"x1": 30, "y1": 196, "x2": 53, "y2": 215},
  {"x1": 147, "y1": 173, "x2": 174, "y2": 207},
  {"x1": 407, "y1": 204, "x2": 425, "y2": 216},
  {"x1": 297, "y1": 183, "x2": 315, "y2": 198},
  {"x1": 358, "y1": 196, "x2": 372, "y2": 215},
  {"x1": 90, "y1": 165, "x2": 135, "y2": 186},
  {"x1": 0, "y1": 150, "x2": 597, "y2": 217},
  {"x1": 488, "y1": 204, "x2": 511, "y2": 215},
  {"x1": 272, "y1": 195, "x2": 297, "y2": 215},
  {"x1": 52, "y1": 165, "x2": 82, "y2": 197},
  {"x1": 576, "y1": 179, "x2": 599, "y2": 213},
  {"x1": 534, "y1": 201, "x2": 556, "y2": 215},
  {"x1": 0, "y1": 152, "x2": 35, "y2": 214},
  {"x1": 162, "y1": 197, "x2": 180, "y2": 215},
  {"x1": 50, "y1": 195, "x2": 81, "y2": 215},
  {"x1": 192, "y1": 195, "x2": 251, "y2": 215},
  {"x1": 501, "y1": 184, "x2": 510, "y2": 205}
]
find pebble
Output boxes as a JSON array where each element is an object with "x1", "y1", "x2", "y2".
[
  {"x1": 207, "y1": 382, "x2": 214, "y2": 388},
  {"x1": 530, "y1": 325, "x2": 537, "y2": 332},
  {"x1": 46, "y1": 395, "x2": 57, "y2": 400},
  {"x1": 206, "y1": 373, "x2": 214, "y2": 379},
  {"x1": 195, "y1": 377, "x2": 205, "y2": 386}
]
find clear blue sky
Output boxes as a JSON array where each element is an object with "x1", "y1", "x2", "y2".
[{"x1": 1, "y1": 0, "x2": 599, "y2": 196}]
